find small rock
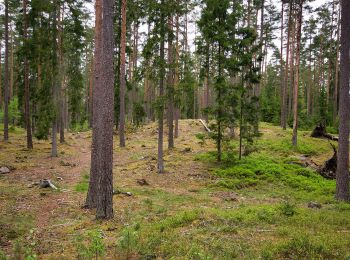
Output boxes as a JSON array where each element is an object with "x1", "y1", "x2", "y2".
[
  {"x1": 308, "y1": 201, "x2": 322, "y2": 209},
  {"x1": 182, "y1": 147, "x2": 192, "y2": 153},
  {"x1": 137, "y1": 179, "x2": 149, "y2": 186},
  {"x1": 0, "y1": 167, "x2": 10, "y2": 174},
  {"x1": 39, "y1": 179, "x2": 57, "y2": 189},
  {"x1": 57, "y1": 177, "x2": 63, "y2": 181}
]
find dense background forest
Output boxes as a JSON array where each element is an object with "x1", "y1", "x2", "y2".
[{"x1": 1, "y1": 0, "x2": 350, "y2": 258}]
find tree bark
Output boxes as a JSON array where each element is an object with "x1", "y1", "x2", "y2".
[
  {"x1": 333, "y1": 8, "x2": 341, "y2": 124},
  {"x1": 95, "y1": 0, "x2": 115, "y2": 219},
  {"x1": 281, "y1": 1, "x2": 293, "y2": 130},
  {"x1": 158, "y1": 0, "x2": 166, "y2": 173},
  {"x1": 0, "y1": 42, "x2": 2, "y2": 109},
  {"x1": 23, "y1": 0, "x2": 33, "y2": 149},
  {"x1": 85, "y1": 0, "x2": 103, "y2": 209},
  {"x1": 292, "y1": 1, "x2": 303, "y2": 147},
  {"x1": 59, "y1": 3, "x2": 65, "y2": 144},
  {"x1": 167, "y1": 16, "x2": 174, "y2": 149},
  {"x1": 280, "y1": 2, "x2": 284, "y2": 126},
  {"x1": 336, "y1": 0, "x2": 350, "y2": 201},
  {"x1": 119, "y1": 0, "x2": 127, "y2": 147},
  {"x1": 4, "y1": 0, "x2": 9, "y2": 141},
  {"x1": 174, "y1": 13, "x2": 180, "y2": 138},
  {"x1": 51, "y1": 0, "x2": 59, "y2": 157}
]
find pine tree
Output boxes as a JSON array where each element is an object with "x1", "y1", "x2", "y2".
[
  {"x1": 119, "y1": 0, "x2": 127, "y2": 147},
  {"x1": 4, "y1": 0, "x2": 10, "y2": 141},
  {"x1": 85, "y1": 0, "x2": 102, "y2": 209},
  {"x1": 95, "y1": 0, "x2": 115, "y2": 219},
  {"x1": 292, "y1": 0, "x2": 304, "y2": 147},
  {"x1": 23, "y1": 0, "x2": 33, "y2": 149},
  {"x1": 336, "y1": 0, "x2": 350, "y2": 201}
]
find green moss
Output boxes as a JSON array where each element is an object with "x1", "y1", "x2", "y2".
[{"x1": 75, "y1": 173, "x2": 89, "y2": 192}]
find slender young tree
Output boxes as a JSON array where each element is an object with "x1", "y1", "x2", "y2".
[
  {"x1": 167, "y1": 16, "x2": 175, "y2": 149},
  {"x1": 336, "y1": 0, "x2": 350, "y2": 201},
  {"x1": 4, "y1": 0, "x2": 9, "y2": 141},
  {"x1": 281, "y1": 1, "x2": 293, "y2": 130},
  {"x1": 333, "y1": 8, "x2": 340, "y2": 124},
  {"x1": 157, "y1": 0, "x2": 166, "y2": 173},
  {"x1": 51, "y1": 0, "x2": 59, "y2": 157},
  {"x1": 119, "y1": 0, "x2": 127, "y2": 147},
  {"x1": 292, "y1": 0, "x2": 304, "y2": 147},
  {"x1": 23, "y1": 0, "x2": 33, "y2": 149}
]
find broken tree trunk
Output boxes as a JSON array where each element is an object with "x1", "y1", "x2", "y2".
[
  {"x1": 311, "y1": 123, "x2": 339, "y2": 141},
  {"x1": 318, "y1": 143, "x2": 337, "y2": 179}
]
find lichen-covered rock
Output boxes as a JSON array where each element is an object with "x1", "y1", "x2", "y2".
[{"x1": 0, "y1": 167, "x2": 10, "y2": 174}]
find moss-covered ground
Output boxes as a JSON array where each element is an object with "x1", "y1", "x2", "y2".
[{"x1": 0, "y1": 121, "x2": 349, "y2": 259}]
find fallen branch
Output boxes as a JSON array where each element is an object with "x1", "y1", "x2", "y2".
[{"x1": 199, "y1": 119, "x2": 211, "y2": 132}]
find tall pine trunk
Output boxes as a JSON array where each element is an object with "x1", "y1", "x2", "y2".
[
  {"x1": 336, "y1": 0, "x2": 350, "y2": 201},
  {"x1": 281, "y1": 1, "x2": 292, "y2": 130},
  {"x1": 280, "y1": 2, "x2": 284, "y2": 126},
  {"x1": 292, "y1": 1, "x2": 303, "y2": 147},
  {"x1": 51, "y1": 0, "x2": 59, "y2": 157},
  {"x1": 333, "y1": 9, "x2": 341, "y2": 124},
  {"x1": 0, "y1": 42, "x2": 2, "y2": 109},
  {"x1": 95, "y1": 0, "x2": 115, "y2": 219},
  {"x1": 4, "y1": 0, "x2": 9, "y2": 141},
  {"x1": 167, "y1": 16, "x2": 174, "y2": 149},
  {"x1": 157, "y1": 0, "x2": 166, "y2": 173},
  {"x1": 85, "y1": 0, "x2": 102, "y2": 209},
  {"x1": 174, "y1": 13, "x2": 180, "y2": 138},
  {"x1": 23, "y1": 0, "x2": 33, "y2": 149},
  {"x1": 119, "y1": 0, "x2": 127, "y2": 147}
]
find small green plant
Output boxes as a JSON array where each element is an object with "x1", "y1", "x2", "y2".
[
  {"x1": 195, "y1": 133, "x2": 206, "y2": 146},
  {"x1": 0, "y1": 250, "x2": 7, "y2": 260},
  {"x1": 276, "y1": 235, "x2": 332, "y2": 258},
  {"x1": 116, "y1": 224, "x2": 140, "y2": 259},
  {"x1": 75, "y1": 173, "x2": 89, "y2": 192},
  {"x1": 75, "y1": 230, "x2": 105, "y2": 260},
  {"x1": 279, "y1": 201, "x2": 297, "y2": 217},
  {"x1": 143, "y1": 198, "x2": 153, "y2": 212}
]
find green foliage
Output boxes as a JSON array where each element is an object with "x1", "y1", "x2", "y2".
[
  {"x1": 0, "y1": 98, "x2": 21, "y2": 126},
  {"x1": 195, "y1": 132, "x2": 206, "y2": 146},
  {"x1": 71, "y1": 121, "x2": 90, "y2": 133},
  {"x1": 12, "y1": 240, "x2": 37, "y2": 260},
  {"x1": 0, "y1": 250, "x2": 7, "y2": 260},
  {"x1": 74, "y1": 173, "x2": 89, "y2": 192},
  {"x1": 278, "y1": 201, "x2": 297, "y2": 217},
  {"x1": 273, "y1": 235, "x2": 334, "y2": 259},
  {"x1": 132, "y1": 102, "x2": 146, "y2": 127},
  {"x1": 75, "y1": 230, "x2": 106, "y2": 260},
  {"x1": 116, "y1": 224, "x2": 140, "y2": 259}
]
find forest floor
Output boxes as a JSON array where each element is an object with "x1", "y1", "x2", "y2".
[{"x1": 1, "y1": 120, "x2": 350, "y2": 259}]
